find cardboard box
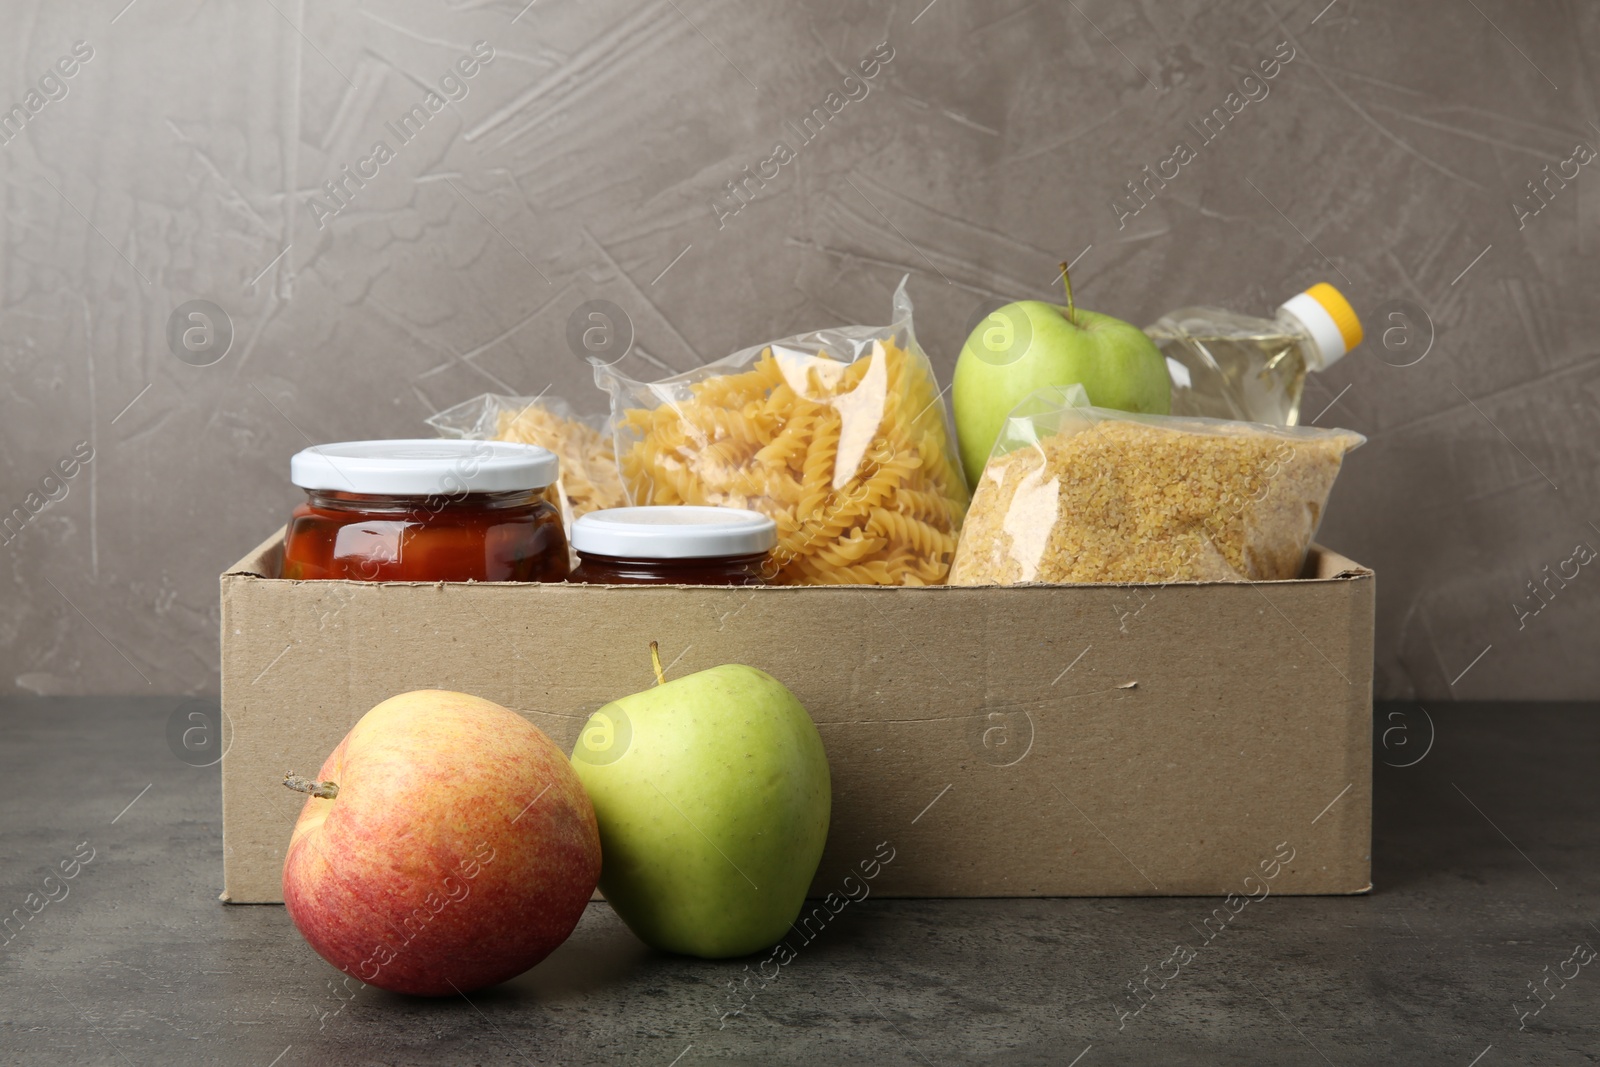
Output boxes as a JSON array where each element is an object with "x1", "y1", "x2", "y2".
[{"x1": 220, "y1": 529, "x2": 1374, "y2": 904}]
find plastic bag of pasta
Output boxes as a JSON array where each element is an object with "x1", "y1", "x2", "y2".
[
  {"x1": 427, "y1": 393, "x2": 628, "y2": 536},
  {"x1": 594, "y1": 279, "x2": 970, "y2": 585},
  {"x1": 949, "y1": 386, "x2": 1364, "y2": 585}
]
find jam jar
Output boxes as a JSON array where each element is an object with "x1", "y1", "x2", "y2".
[
  {"x1": 567, "y1": 506, "x2": 776, "y2": 585},
  {"x1": 281, "y1": 440, "x2": 569, "y2": 582}
]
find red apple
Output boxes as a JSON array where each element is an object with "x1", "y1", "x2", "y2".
[{"x1": 281, "y1": 690, "x2": 600, "y2": 996}]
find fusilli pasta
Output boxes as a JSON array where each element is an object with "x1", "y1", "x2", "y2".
[{"x1": 612, "y1": 338, "x2": 969, "y2": 585}]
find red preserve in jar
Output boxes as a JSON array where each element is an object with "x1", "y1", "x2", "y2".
[
  {"x1": 567, "y1": 506, "x2": 777, "y2": 585},
  {"x1": 281, "y1": 440, "x2": 569, "y2": 583}
]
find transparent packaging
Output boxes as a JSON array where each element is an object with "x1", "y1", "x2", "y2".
[
  {"x1": 1149, "y1": 305, "x2": 1324, "y2": 426},
  {"x1": 949, "y1": 385, "x2": 1365, "y2": 586},
  {"x1": 427, "y1": 393, "x2": 627, "y2": 571},
  {"x1": 594, "y1": 278, "x2": 969, "y2": 586}
]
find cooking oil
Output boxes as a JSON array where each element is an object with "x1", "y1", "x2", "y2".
[{"x1": 1147, "y1": 284, "x2": 1363, "y2": 426}]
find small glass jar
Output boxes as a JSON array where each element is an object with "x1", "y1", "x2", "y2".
[
  {"x1": 568, "y1": 506, "x2": 777, "y2": 585},
  {"x1": 281, "y1": 440, "x2": 569, "y2": 583}
]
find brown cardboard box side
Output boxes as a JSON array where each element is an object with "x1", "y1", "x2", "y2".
[{"x1": 221, "y1": 530, "x2": 1373, "y2": 903}]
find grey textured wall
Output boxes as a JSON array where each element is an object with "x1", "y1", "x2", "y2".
[{"x1": 2, "y1": 0, "x2": 1596, "y2": 700}]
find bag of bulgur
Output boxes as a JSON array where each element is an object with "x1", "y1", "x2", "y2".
[{"x1": 949, "y1": 386, "x2": 1364, "y2": 585}]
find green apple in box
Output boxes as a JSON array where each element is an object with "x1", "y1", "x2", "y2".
[
  {"x1": 572, "y1": 646, "x2": 830, "y2": 958},
  {"x1": 953, "y1": 262, "x2": 1171, "y2": 485}
]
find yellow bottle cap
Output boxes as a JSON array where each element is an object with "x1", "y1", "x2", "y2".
[
  {"x1": 1305, "y1": 283, "x2": 1363, "y2": 352},
  {"x1": 1280, "y1": 284, "x2": 1363, "y2": 368}
]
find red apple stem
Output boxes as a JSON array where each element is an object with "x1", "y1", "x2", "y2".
[
  {"x1": 649, "y1": 640, "x2": 665, "y2": 687},
  {"x1": 283, "y1": 773, "x2": 339, "y2": 799},
  {"x1": 1058, "y1": 261, "x2": 1077, "y2": 327}
]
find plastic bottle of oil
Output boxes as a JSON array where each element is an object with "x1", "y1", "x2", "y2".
[{"x1": 1146, "y1": 283, "x2": 1363, "y2": 426}]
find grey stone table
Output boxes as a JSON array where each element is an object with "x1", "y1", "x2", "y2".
[{"x1": 2, "y1": 698, "x2": 1595, "y2": 1066}]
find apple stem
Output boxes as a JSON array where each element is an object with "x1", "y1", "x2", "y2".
[
  {"x1": 1058, "y1": 261, "x2": 1077, "y2": 327},
  {"x1": 283, "y1": 773, "x2": 339, "y2": 799},
  {"x1": 649, "y1": 640, "x2": 666, "y2": 686}
]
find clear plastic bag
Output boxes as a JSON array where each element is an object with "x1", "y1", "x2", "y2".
[
  {"x1": 949, "y1": 385, "x2": 1364, "y2": 585},
  {"x1": 594, "y1": 278, "x2": 970, "y2": 586},
  {"x1": 426, "y1": 394, "x2": 628, "y2": 538}
]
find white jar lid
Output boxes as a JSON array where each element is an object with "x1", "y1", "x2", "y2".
[
  {"x1": 572, "y1": 506, "x2": 777, "y2": 559},
  {"x1": 290, "y1": 439, "x2": 558, "y2": 495}
]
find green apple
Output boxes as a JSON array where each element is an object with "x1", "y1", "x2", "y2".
[
  {"x1": 953, "y1": 263, "x2": 1170, "y2": 485},
  {"x1": 571, "y1": 648, "x2": 830, "y2": 958}
]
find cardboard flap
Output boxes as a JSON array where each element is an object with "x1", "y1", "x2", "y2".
[
  {"x1": 226, "y1": 528, "x2": 285, "y2": 579},
  {"x1": 1304, "y1": 543, "x2": 1373, "y2": 581},
  {"x1": 229, "y1": 529, "x2": 1368, "y2": 586}
]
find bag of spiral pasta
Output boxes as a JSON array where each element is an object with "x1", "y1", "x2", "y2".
[
  {"x1": 427, "y1": 393, "x2": 628, "y2": 543},
  {"x1": 594, "y1": 278, "x2": 969, "y2": 585}
]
